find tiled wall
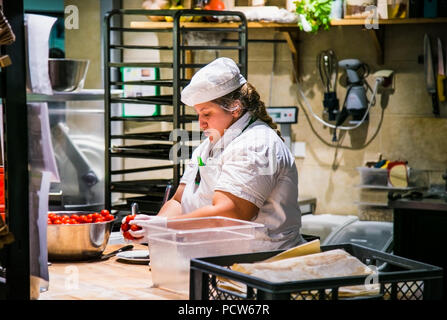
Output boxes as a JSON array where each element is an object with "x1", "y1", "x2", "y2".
[{"x1": 66, "y1": 0, "x2": 447, "y2": 217}]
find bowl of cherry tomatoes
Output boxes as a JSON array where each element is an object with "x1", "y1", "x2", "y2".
[{"x1": 47, "y1": 210, "x2": 116, "y2": 261}]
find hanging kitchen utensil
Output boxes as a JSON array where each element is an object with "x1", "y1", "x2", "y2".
[
  {"x1": 0, "y1": 8, "x2": 15, "y2": 68},
  {"x1": 424, "y1": 34, "x2": 440, "y2": 116},
  {"x1": 317, "y1": 50, "x2": 339, "y2": 121},
  {"x1": 437, "y1": 37, "x2": 446, "y2": 102}
]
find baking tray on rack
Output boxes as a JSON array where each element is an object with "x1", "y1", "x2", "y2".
[{"x1": 110, "y1": 179, "x2": 169, "y2": 195}]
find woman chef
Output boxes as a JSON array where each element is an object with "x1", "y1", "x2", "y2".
[{"x1": 127, "y1": 57, "x2": 304, "y2": 250}]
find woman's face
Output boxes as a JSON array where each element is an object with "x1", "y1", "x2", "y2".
[{"x1": 194, "y1": 101, "x2": 240, "y2": 142}]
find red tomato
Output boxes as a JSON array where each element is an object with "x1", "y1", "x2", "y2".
[
  {"x1": 125, "y1": 215, "x2": 136, "y2": 223},
  {"x1": 95, "y1": 217, "x2": 105, "y2": 223},
  {"x1": 122, "y1": 231, "x2": 133, "y2": 240},
  {"x1": 121, "y1": 223, "x2": 130, "y2": 232},
  {"x1": 53, "y1": 219, "x2": 62, "y2": 225},
  {"x1": 130, "y1": 224, "x2": 142, "y2": 231},
  {"x1": 104, "y1": 215, "x2": 114, "y2": 221},
  {"x1": 100, "y1": 209, "x2": 110, "y2": 217},
  {"x1": 47, "y1": 219, "x2": 52, "y2": 225},
  {"x1": 68, "y1": 219, "x2": 78, "y2": 224},
  {"x1": 70, "y1": 214, "x2": 80, "y2": 221}
]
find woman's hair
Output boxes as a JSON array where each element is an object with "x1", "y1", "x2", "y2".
[{"x1": 212, "y1": 83, "x2": 284, "y2": 141}]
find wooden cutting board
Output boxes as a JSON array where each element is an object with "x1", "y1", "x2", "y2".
[{"x1": 39, "y1": 244, "x2": 187, "y2": 300}]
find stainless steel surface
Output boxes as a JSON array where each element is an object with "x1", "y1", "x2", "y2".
[
  {"x1": 47, "y1": 211, "x2": 116, "y2": 261},
  {"x1": 48, "y1": 58, "x2": 90, "y2": 92}
]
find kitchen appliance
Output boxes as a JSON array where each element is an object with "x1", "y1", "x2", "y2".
[
  {"x1": 317, "y1": 49, "x2": 339, "y2": 121},
  {"x1": 47, "y1": 211, "x2": 116, "y2": 261},
  {"x1": 335, "y1": 59, "x2": 370, "y2": 123},
  {"x1": 295, "y1": 64, "x2": 394, "y2": 142},
  {"x1": 437, "y1": 37, "x2": 446, "y2": 102},
  {"x1": 424, "y1": 34, "x2": 440, "y2": 116},
  {"x1": 48, "y1": 58, "x2": 90, "y2": 92}
]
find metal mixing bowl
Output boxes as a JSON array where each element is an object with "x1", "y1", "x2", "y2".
[
  {"x1": 48, "y1": 58, "x2": 90, "y2": 92},
  {"x1": 47, "y1": 211, "x2": 116, "y2": 261}
]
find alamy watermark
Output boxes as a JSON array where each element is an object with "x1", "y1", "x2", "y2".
[
  {"x1": 164, "y1": 125, "x2": 279, "y2": 176},
  {"x1": 65, "y1": 5, "x2": 79, "y2": 30},
  {"x1": 364, "y1": 5, "x2": 379, "y2": 30}
]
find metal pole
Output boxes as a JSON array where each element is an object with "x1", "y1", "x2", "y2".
[{"x1": 0, "y1": 0, "x2": 30, "y2": 299}]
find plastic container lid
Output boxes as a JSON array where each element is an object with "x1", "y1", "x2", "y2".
[
  {"x1": 146, "y1": 216, "x2": 264, "y2": 236},
  {"x1": 323, "y1": 220, "x2": 393, "y2": 252}
]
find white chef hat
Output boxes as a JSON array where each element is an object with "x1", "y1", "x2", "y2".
[{"x1": 181, "y1": 57, "x2": 246, "y2": 106}]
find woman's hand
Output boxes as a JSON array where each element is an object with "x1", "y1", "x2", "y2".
[{"x1": 127, "y1": 214, "x2": 167, "y2": 244}]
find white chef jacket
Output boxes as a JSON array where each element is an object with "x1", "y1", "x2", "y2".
[{"x1": 179, "y1": 112, "x2": 303, "y2": 250}]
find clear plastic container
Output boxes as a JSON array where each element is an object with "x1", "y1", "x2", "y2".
[
  {"x1": 323, "y1": 220, "x2": 393, "y2": 252},
  {"x1": 146, "y1": 216, "x2": 264, "y2": 295},
  {"x1": 357, "y1": 167, "x2": 388, "y2": 186},
  {"x1": 148, "y1": 229, "x2": 259, "y2": 295}
]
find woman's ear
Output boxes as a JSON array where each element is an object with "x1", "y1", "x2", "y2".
[{"x1": 231, "y1": 100, "x2": 243, "y2": 117}]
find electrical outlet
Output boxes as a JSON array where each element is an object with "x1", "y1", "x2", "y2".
[{"x1": 293, "y1": 142, "x2": 306, "y2": 158}]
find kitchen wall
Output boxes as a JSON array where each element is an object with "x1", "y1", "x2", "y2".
[
  {"x1": 67, "y1": 0, "x2": 447, "y2": 219},
  {"x1": 64, "y1": 0, "x2": 102, "y2": 89}
]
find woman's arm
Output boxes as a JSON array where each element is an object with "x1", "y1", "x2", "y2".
[
  {"x1": 169, "y1": 190, "x2": 259, "y2": 221},
  {"x1": 157, "y1": 183, "x2": 185, "y2": 218}
]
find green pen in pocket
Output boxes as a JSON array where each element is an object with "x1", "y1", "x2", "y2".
[{"x1": 195, "y1": 156, "x2": 205, "y2": 185}]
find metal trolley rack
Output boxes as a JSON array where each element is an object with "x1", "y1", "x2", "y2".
[{"x1": 103, "y1": 9, "x2": 248, "y2": 217}]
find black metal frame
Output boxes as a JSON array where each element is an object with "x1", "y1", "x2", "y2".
[
  {"x1": 0, "y1": 0, "x2": 30, "y2": 299},
  {"x1": 103, "y1": 9, "x2": 248, "y2": 214}
]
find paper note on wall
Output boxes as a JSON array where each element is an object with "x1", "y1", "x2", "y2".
[{"x1": 122, "y1": 67, "x2": 160, "y2": 117}]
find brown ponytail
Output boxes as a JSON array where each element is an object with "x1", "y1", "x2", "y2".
[{"x1": 212, "y1": 83, "x2": 284, "y2": 141}]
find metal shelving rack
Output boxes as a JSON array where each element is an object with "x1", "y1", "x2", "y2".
[{"x1": 103, "y1": 9, "x2": 247, "y2": 215}]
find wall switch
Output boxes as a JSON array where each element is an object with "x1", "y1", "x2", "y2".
[{"x1": 293, "y1": 142, "x2": 306, "y2": 158}]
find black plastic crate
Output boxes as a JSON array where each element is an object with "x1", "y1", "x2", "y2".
[{"x1": 190, "y1": 243, "x2": 443, "y2": 300}]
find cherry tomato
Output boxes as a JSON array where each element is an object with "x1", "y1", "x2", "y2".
[
  {"x1": 104, "y1": 215, "x2": 114, "y2": 221},
  {"x1": 95, "y1": 217, "x2": 105, "y2": 223},
  {"x1": 121, "y1": 223, "x2": 130, "y2": 232},
  {"x1": 130, "y1": 224, "x2": 142, "y2": 231},
  {"x1": 125, "y1": 215, "x2": 136, "y2": 223},
  {"x1": 100, "y1": 209, "x2": 110, "y2": 217},
  {"x1": 122, "y1": 231, "x2": 133, "y2": 240}
]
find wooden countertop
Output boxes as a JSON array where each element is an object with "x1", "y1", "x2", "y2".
[{"x1": 39, "y1": 244, "x2": 188, "y2": 300}]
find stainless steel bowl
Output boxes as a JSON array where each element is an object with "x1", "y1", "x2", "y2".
[
  {"x1": 47, "y1": 211, "x2": 115, "y2": 261},
  {"x1": 48, "y1": 58, "x2": 90, "y2": 92}
]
